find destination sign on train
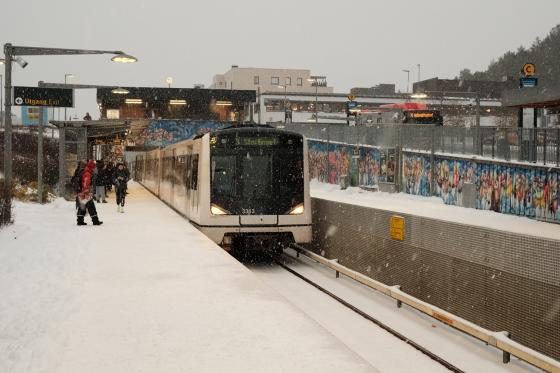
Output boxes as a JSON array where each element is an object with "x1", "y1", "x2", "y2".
[{"x1": 235, "y1": 137, "x2": 279, "y2": 146}]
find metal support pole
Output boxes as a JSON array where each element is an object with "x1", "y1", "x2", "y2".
[
  {"x1": 58, "y1": 126, "x2": 66, "y2": 196},
  {"x1": 491, "y1": 131, "x2": 495, "y2": 159},
  {"x1": 543, "y1": 129, "x2": 547, "y2": 165},
  {"x1": 3, "y1": 44, "x2": 13, "y2": 207},
  {"x1": 557, "y1": 128, "x2": 560, "y2": 167},
  {"x1": 518, "y1": 107, "x2": 523, "y2": 128},
  {"x1": 326, "y1": 124, "x2": 330, "y2": 183},
  {"x1": 475, "y1": 95, "x2": 481, "y2": 155},
  {"x1": 503, "y1": 332, "x2": 512, "y2": 364},
  {"x1": 37, "y1": 108, "x2": 44, "y2": 203},
  {"x1": 315, "y1": 83, "x2": 318, "y2": 124},
  {"x1": 533, "y1": 108, "x2": 538, "y2": 163},
  {"x1": 430, "y1": 126, "x2": 435, "y2": 196},
  {"x1": 257, "y1": 86, "x2": 261, "y2": 125}
]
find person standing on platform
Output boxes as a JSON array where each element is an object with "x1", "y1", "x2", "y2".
[
  {"x1": 95, "y1": 160, "x2": 108, "y2": 203},
  {"x1": 105, "y1": 161, "x2": 114, "y2": 193},
  {"x1": 113, "y1": 162, "x2": 129, "y2": 213},
  {"x1": 77, "y1": 160, "x2": 103, "y2": 226}
]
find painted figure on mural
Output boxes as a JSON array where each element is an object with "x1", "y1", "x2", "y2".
[
  {"x1": 534, "y1": 175, "x2": 546, "y2": 218},
  {"x1": 419, "y1": 162, "x2": 430, "y2": 197},
  {"x1": 547, "y1": 176, "x2": 558, "y2": 220},
  {"x1": 525, "y1": 173, "x2": 534, "y2": 218}
]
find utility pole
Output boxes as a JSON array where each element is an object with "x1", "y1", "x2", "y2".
[
  {"x1": 4, "y1": 44, "x2": 13, "y2": 211},
  {"x1": 417, "y1": 64, "x2": 421, "y2": 82},
  {"x1": 257, "y1": 86, "x2": 261, "y2": 125},
  {"x1": 37, "y1": 108, "x2": 44, "y2": 203}
]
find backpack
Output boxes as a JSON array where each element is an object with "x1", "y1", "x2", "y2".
[{"x1": 71, "y1": 169, "x2": 84, "y2": 193}]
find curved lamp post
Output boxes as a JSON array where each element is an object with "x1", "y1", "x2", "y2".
[{"x1": 2, "y1": 43, "x2": 137, "y2": 211}]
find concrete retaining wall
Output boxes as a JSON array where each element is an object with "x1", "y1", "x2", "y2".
[{"x1": 309, "y1": 197, "x2": 560, "y2": 361}]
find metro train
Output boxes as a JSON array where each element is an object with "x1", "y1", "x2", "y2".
[{"x1": 134, "y1": 125, "x2": 312, "y2": 253}]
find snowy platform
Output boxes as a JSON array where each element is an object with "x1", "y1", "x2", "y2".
[{"x1": 0, "y1": 182, "x2": 376, "y2": 373}]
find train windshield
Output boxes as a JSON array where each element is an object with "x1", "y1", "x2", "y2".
[{"x1": 210, "y1": 132, "x2": 304, "y2": 215}]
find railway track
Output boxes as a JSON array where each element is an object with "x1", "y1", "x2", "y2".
[{"x1": 267, "y1": 248, "x2": 466, "y2": 373}]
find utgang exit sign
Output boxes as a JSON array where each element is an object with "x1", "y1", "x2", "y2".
[{"x1": 13, "y1": 86, "x2": 73, "y2": 108}]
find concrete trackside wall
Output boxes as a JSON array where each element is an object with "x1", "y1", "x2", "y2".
[{"x1": 309, "y1": 197, "x2": 560, "y2": 361}]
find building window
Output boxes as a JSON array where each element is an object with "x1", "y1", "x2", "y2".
[
  {"x1": 254, "y1": 76, "x2": 259, "y2": 85},
  {"x1": 271, "y1": 76, "x2": 279, "y2": 85},
  {"x1": 297, "y1": 77, "x2": 303, "y2": 86},
  {"x1": 285, "y1": 77, "x2": 291, "y2": 86}
]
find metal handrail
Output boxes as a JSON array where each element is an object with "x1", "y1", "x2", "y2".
[{"x1": 293, "y1": 245, "x2": 560, "y2": 373}]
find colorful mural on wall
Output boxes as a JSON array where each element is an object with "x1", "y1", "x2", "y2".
[
  {"x1": 308, "y1": 137, "x2": 560, "y2": 222},
  {"x1": 402, "y1": 154, "x2": 431, "y2": 197},
  {"x1": 308, "y1": 140, "x2": 393, "y2": 188},
  {"x1": 133, "y1": 120, "x2": 227, "y2": 147},
  {"x1": 403, "y1": 152, "x2": 560, "y2": 222},
  {"x1": 308, "y1": 141, "x2": 328, "y2": 182}
]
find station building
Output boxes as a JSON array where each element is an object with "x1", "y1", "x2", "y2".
[{"x1": 96, "y1": 86, "x2": 255, "y2": 122}]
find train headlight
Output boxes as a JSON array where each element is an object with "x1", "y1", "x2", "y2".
[
  {"x1": 288, "y1": 203, "x2": 304, "y2": 215},
  {"x1": 211, "y1": 204, "x2": 230, "y2": 215}
]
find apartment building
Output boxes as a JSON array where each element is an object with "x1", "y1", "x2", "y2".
[{"x1": 210, "y1": 65, "x2": 334, "y2": 94}]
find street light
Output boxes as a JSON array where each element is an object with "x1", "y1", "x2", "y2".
[
  {"x1": 308, "y1": 75, "x2": 326, "y2": 124},
  {"x1": 402, "y1": 69, "x2": 410, "y2": 93},
  {"x1": 64, "y1": 73, "x2": 74, "y2": 121},
  {"x1": 111, "y1": 53, "x2": 137, "y2": 63},
  {"x1": 111, "y1": 87, "x2": 129, "y2": 95},
  {"x1": 3, "y1": 43, "x2": 137, "y2": 213}
]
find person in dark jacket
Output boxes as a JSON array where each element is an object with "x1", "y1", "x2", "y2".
[
  {"x1": 95, "y1": 161, "x2": 108, "y2": 203},
  {"x1": 77, "y1": 160, "x2": 103, "y2": 226},
  {"x1": 105, "y1": 162, "x2": 114, "y2": 193},
  {"x1": 72, "y1": 160, "x2": 86, "y2": 209},
  {"x1": 113, "y1": 162, "x2": 129, "y2": 213}
]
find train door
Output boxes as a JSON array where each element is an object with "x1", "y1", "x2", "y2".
[
  {"x1": 185, "y1": 146, "x2": 193, "y2": 219},
  {"x1": 171, "y1": 148, "x2": 176, "y2": 208},
  {"x1": 191, "y1": 153, "x2": 200, "y2": 215}
]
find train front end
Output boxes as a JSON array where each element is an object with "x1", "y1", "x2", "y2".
[{"x1": 204, "y1": 127, "x2": 311, "y2": 252}]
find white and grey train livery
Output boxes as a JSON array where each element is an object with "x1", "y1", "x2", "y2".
[{"x1": 134, "y1": 125, "x2": 312, "y2": 252}]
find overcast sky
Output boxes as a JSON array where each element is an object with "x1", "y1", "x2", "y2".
[{"x1": 2, "y1": 0, "x2": 559, "y2": 119}]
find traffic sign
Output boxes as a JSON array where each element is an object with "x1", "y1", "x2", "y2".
[
  {"x1": 520, "y1": 77, "x2": 538, "y2": 88},
  {"x1": 347, "y1": 94, "x2": 355, "y2": 101},
  {"x1": 522, "y1": 63, "x2": 536, "y2": 76},
  {"x1": 347, "y1": 100, "x2": 358, "y2": 109}
]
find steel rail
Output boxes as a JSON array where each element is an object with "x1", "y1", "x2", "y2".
[{"x1": 270, "y1": 253, "x2": 466, "y2": 373}]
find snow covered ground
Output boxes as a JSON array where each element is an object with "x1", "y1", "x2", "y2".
[
  {"x1": 310, "y1": 180, "x2": 560, "y2": 241},
  {"x1": 250, "y1": 249, "x2": 542, "y2": 373},
  {"x1": 0, "y1": 183, "x2": 376, "y2": 373},
  {"x1": 1, "y1": 181, "x2": 556, "y2": 373}
]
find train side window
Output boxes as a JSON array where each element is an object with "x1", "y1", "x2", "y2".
[{"x1": 191, "y1": 154, "x2": 199, "y2": 190}]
